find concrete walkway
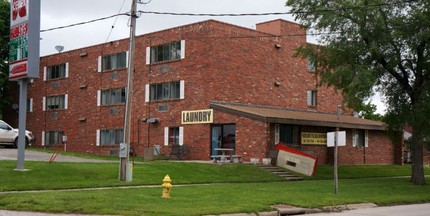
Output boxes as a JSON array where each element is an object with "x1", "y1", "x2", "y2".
[{"x1": 0, "y1": 148, "x2": 114, "y2": 163}]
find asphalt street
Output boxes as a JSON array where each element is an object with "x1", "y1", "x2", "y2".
[{"x1": 308, "y1": 203, "x2": 430, "y2": 216}]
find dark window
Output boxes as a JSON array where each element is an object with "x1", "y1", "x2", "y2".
[
  {"x1": 102, "y1": 52, "x2": 127, "y2": 71},
  {"x1": 307, "y1": 57, "x2": 316, "y2": 72},
  {"x1": 169, "y1": 127, "x2": 180, "y2": 145},
  {"x1": 353, "y1": 129, "x2": 367, "y2": 147},
  {"x1": 100, "y1": 129, "x2": 124, "y2": 145},
  {"x1": 279, "y1": 125, "x2": 299, "y2": 146},
  {"x1": 45, "y1": 131, "x2": 63, "y2": 146},
  {"x1": 150, "y1": 41, "x2": 182, "y2": 63},
  {"x1": 47, "y1": 64, "x2": 67, "y2": 80},
  {"x1": 150, "y1": 81, "x2": 180, "y2": 101},
  {"x1": 307, "y1": 90, "x2": 317, "y2": 107},
  {"x1": 101, "y1": 88, "x2": 126, "y2": 105},
  {"x1": 46, "y1": 95, "x2": 66, "y2": 110}
]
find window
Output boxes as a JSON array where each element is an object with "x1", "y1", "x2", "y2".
[
  {"x1": 147, "y1": 40, "x2": 185, "y2": 64},
  {"x1": 44, "y1": 131, "x2": 63, "y2": 146},
  {"x1": 44, "y1": 63, "x2": 68, "y2": 80},
  {"x1": 353, "y1": 129, "x2": 368, "y2": 147},
  {"x1": 307, "y1": 57, "x2": 316, "y2": 72},
  {"x1": 307, "y1": 90, "x2": 317, "y2": 107},
  {"x1": 98, "y1": 52, "x2": 127, "y2": 72},
  {"x1": 148, "y1": 81, "x2": 183, "y2": 101},
  {"x1": 98, "y1": 129, "x2": 124, "y2": 146},
  {"x1": 98, "y1": 88, "x2": 126, "y2": 106},
  {"x1": 275, "y1": 124, "x2": 299, "y2": 146},
  {"x1": 27, "y1": 98, "x2": 33, "y2": 112},
  {"x1": 44, "y1": 94, "x2": 68, "y2": 111},
  {"x1": 164, "y1": 127, "x2": 183, "y2": 146}
]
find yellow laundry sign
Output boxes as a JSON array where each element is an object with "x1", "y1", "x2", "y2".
[
  {"x1": 301, "y1": 132, "x2": 327, "y2": 145},
  {"x1": 181, "y1": 109, "x2": 213, "y2": 124}
]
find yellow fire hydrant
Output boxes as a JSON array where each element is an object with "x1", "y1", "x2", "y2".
[{"x1": 161, "y1": 175, "x2": 173, "y2": 198}]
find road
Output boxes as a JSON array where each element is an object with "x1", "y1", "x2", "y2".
[{"x1": 307, "y1": 203, "x2": 430, "y2": 216}]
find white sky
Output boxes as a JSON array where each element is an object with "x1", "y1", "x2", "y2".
[{"x1": 38, "y1": 0, "x2": 386, "y2": 114}]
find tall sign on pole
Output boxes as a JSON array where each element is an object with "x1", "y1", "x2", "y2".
[
  {"x1": 9, "y1": 0, "x2": 40, "y2": 171},
  {"x1": 10, "y1": 0, "x2": 40, "y2": 80}
]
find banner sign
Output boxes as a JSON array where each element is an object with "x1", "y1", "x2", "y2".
[
  {"x1": 9, "y1": 0, "x2": 40, "y2": 80},
  {"x1": 181, "y1": 109, "x2": 213, "y2": 124},
  {"x1": 301, "y1": 132, "x2": 327, "y2": 145}
]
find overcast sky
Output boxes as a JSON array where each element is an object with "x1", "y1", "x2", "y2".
[
  {"x1": 40, "y1": 0, "x2": 295, "y2": 55},
  {"x1": 38, "y1": 0, "x2": 385, "y2": 114}
]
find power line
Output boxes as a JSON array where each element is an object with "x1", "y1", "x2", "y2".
[
  {"x1": 40, "y1": 13, "x2": 128, "y2": 33},
  {"x1": 40, "y1": 0, "x2": 413, "y2": 33},
  {"x1": 105, "y1": 0, "x2": 128, "y2": 43}
]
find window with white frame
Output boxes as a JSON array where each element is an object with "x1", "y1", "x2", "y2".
[
  {"x1": 44, "y1": 63, "x2": 69, "y2": 80},
  {"x1": 98, "y1": 51, "x2": 127, "y2": 72},
  {"x1": 44, "y1": 94, "x2": 68, "y2": 111},
  {"x1": 307, "y1": 90, "x2": 317, "y2": 107},
  {"x1": 146, "y1": 80, "x2": 184, "y2": 102},
  {"x1": 353, "y1": 129, "x2": 368, "y2": 147},
  {"x1": 44, "y1": 131, "x2": 63, "y2": 146},
  {"x1": 97, "y1": 129, "x2": 124, "y2": 146},
  {"x1": 164, "y1": 126, "x2": 183, "y2": 146},
  {"x1": 98, "y1": 88, "x2": 126, "y2": 106},
  {"x1": 147, "y1": 40, "x2": 185, "y2": 64},
  {"x1": 27, "y1": 98, "x2": 33, "y2": 112},
  {"x1": 307, "y1": 57, "x2": 316, "y2": 72}
]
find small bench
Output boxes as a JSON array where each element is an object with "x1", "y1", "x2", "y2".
[
  {"x1": 210, "y1": 155, "x2": 230, "y2": 163},
  {"x1": 231, "y1": 155, "x2": 242, "y2": 163},
  {"x1": 210, "y1": 155, "x2": 242, "y2": 163}
]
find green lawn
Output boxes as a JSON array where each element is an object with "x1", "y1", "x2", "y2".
[{"x1": 0, "y1": 159, "x2": 430, "y2": 216}]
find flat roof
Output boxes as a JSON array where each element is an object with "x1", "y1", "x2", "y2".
[{"x1": 210, "y1": 102, "x2": 386, "y2": 131}]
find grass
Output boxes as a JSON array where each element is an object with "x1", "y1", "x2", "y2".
[
  {"x1": 0, "y1": 160, "x2": 283, "y2": 191},
  {"x1": 1, "y1": 178, "x2": 430, "y2": 216},
  {"x1": 1, "y1": 158, "x2": 430, "y2": 215}
]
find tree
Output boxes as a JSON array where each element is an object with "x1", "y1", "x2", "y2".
[
  {"x1": 0, "y1": 0, "x2": 11, "y2": 118},
  {"x1": 286, "y1": 0, "x2": 430, "y2": 185}
]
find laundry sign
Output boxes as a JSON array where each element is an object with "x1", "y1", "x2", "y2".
[{"x1": 181, "y1": 109, "x2": 213, "y2": 124}]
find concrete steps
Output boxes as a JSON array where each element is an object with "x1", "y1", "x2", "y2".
[{"x1": 259, "y1": 165, "x2": 304, "y2": 181}]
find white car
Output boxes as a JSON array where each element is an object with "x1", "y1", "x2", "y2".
[{"x1": 0, "y1": 120, "x2": 34, "y2": 148}]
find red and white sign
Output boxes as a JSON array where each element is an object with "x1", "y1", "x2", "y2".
[
  {"x1": 11, "y1": 0, "x2": 28, "y2": 26},
  {"x1": 276, "y1": 143, "x2": 318, "y2": 176},
  {"x1": 9, "y1": 0, "x2": 39, "y2": 81}
]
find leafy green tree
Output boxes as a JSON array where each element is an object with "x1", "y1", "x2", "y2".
[
  {"x1": 286, "y1": 0, "x2": 430, "y2": 185},
  {"x1": 0, "y1": 0, "x2": 11, "y2": 118}
]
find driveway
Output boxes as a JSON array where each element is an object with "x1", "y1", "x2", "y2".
[{"x1": 0, "y1": 147, "x2": 114, "y2": 163}]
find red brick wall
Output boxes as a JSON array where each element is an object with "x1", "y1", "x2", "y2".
[{"x1": 23, "y1": 19, "x2": 393, "y2": 163}]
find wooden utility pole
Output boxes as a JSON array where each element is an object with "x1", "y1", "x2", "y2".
[{"x1": 120, "y1": 0, "x2": 137, "y2": 181}]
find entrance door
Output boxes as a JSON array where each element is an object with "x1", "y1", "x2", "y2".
[{"x1": 211, "y1": 124, "x2": 236, "y2": 155}]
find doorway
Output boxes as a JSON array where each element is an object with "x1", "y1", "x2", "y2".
[{"x1": 211, "y1": 124, "x2": 236, "y2": 155}]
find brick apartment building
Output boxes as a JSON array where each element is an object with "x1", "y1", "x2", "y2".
[{"x1": 10, "y1": 19, "x2": 402, "y2": 164}]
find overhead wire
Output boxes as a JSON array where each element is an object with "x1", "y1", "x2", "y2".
[
  {"x1": 105, "y1": 0, "x2": 128, "y2": 43},
  {"x1": 40, "y1": 0, "x2": 414, "y2": 34},
  {"x1": 40, "y1": 13, "x2": 128, "y2": 33}
]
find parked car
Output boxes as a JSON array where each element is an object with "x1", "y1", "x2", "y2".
[{"x1": 0, "y1": 120, "x2": 34, "y2": 148}]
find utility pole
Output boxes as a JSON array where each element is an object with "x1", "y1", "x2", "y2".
[
  {"x1": 120, "y1": 0, "x2": 137, "y2": 181},
  {"x1": 334, "y1": 105, "x2": 341, "y2": 194}
]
